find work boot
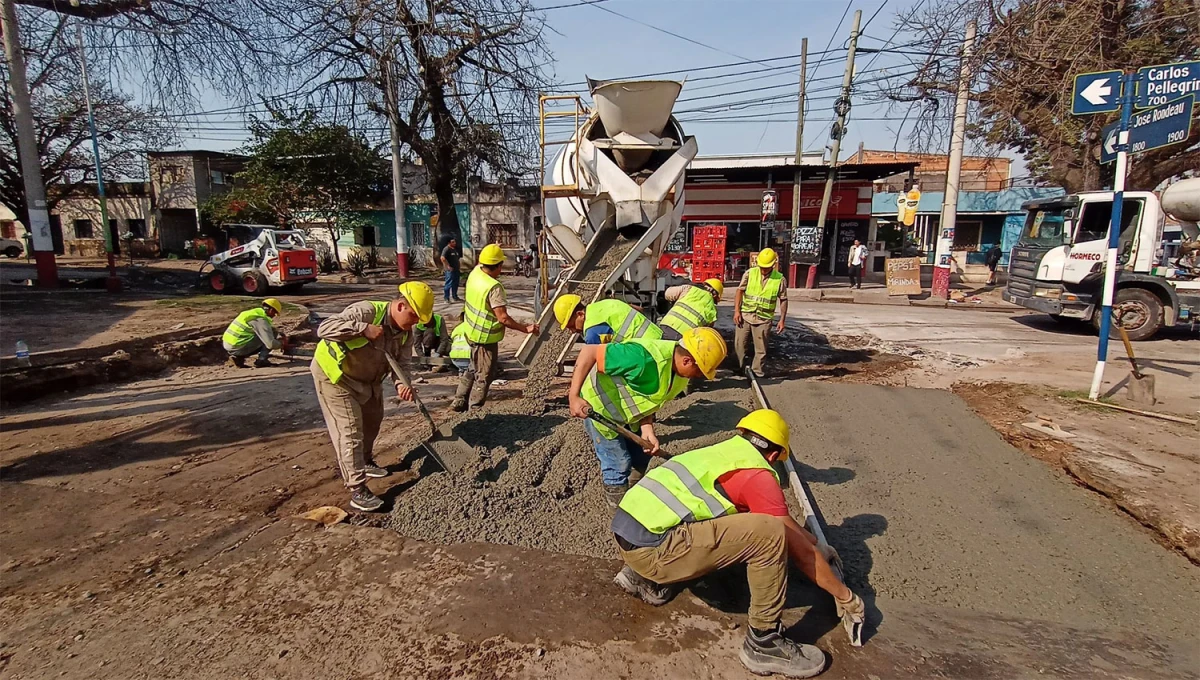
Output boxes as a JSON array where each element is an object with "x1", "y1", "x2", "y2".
[
  {"x1": 349, "y1": 486, "x2": 384, "y2": 512},
  {"x1": 603, "y1": 483, "x2": 628, "y2": 508},
  {"x1": 362, "y1": 461, "x2": 389, "y2": 479},
  {"x1": 253, "y1": 357, "x2": 273, "y2": 368},
  {"x1": 613, "y1": 566, "x2": 673, "y2": 606},
  {"x1": 450, "y1": 398, "x2": 468, "y2": 413},
  {"x1": 227, "y1": 355, "x2": 247, "y2": 368},
  {"x1": 740, "y1": 624, "x2": 827, "y2": 678}
]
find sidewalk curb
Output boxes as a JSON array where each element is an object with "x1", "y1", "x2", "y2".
[{"x1": 788, "y1": 288, "x2": 1021, "y2": 313}]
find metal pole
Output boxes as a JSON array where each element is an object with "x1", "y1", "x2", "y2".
[
  {"x1": 1088, "y1": 71, "x2": 1135, "y2": 401},
  {"x1": 1, "y1": 0, "x2": 58, "y2": 288},
  {"x1": 932, "y1": 20, "x2": 977, "y2": 299},
  {"x1": 75, "y1": 21, "x2": 122, "y2": 293},
  {"x1": 814, "y1": 10, "x2": 861, "y2": 279},
  {"x1": 385, "y1": 60, "x2": 409, "y2": 278}
]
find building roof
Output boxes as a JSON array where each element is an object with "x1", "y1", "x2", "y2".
[
  {"x1": 687, "y1": 153, "x2": 919, "y2": 184},
  {"x1": 689, "y1": 152, "x2": 826, "y2": 170},
  {"x1": 147, "y1": 149, "x2": 249, "y2": 160}
]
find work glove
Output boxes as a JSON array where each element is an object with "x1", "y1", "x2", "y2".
[
  {"x1": 818, "y1": 543, "x2": 843, "y2": 575},
  {"x1": 835, "y1": 590, "x2": 866, "y2": 647}
]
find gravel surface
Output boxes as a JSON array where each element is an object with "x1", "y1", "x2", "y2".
[{"x1": 765, "y1": 380, "x2": 1200, "y2": 642}]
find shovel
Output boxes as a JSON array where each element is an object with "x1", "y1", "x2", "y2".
[
  {"x1": 1116, "y1": 326, "x2": 1155, "y2": 406},
  {"x1": 587, "y1": 410, "x2": 672, "y2": 457},
  {"x1": 385, "y1": 354, "x2": 476, "y2": 472}
]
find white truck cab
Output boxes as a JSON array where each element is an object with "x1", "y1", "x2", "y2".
[{"x1": 1004, "y1": 183, "x2": 1200, "y2": 340}]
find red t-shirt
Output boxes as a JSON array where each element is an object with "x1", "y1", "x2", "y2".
[{"x1": 716, "y1": 468, "x2": 789, "y2": 517}]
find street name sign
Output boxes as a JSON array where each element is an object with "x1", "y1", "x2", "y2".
[
  {"x1": 1072, "y1": 70, "x2": 1123, "y2": 114},
  {"x1": 1136, "y1": 61, "x2": 1200, "y2": 109},
  {"x1": 1100, "y1": 94, "x2": 1194, "y2": 164}
]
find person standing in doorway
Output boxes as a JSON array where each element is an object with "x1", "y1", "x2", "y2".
[
  {"x1": 441, "y1": 237, "x2": 462, "y2": 303},
  {"x1": 985, "y1": 244, "x2": 1002, "y2": 285},
  {"x1": 847, "y1": 239, "x2": 868, "y2": 289}
]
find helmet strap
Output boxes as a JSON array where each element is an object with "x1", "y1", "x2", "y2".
[{"x1": 740, "y1": 432, "x2": 782, "y2": 458}]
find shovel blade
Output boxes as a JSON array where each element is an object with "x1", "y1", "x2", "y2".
[
  {"x1": 421, "y1": 432, "x2": 477, "y2": 473},
  {"x1": 1126, "y1": 373, "x2": 1156, "y2": 406}
]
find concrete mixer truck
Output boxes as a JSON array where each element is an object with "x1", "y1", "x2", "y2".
[
  {"x1": 1004, "y1": 177, "x2": 1200, "y2": 340},
  {"x1": 517, "y1": 78, "x2": 697, "y2": 367}
]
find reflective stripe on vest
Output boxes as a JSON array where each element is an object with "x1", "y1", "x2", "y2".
[
  {"x1": 416, "y1": 313, "x2": 444, "y2": 337},
  {"x1": 314, "y1": 301, "x2": 389, "y2": 385},
  {"x1": 740, "y1": 268, "x2": 784, "y2": 321},
  {"x1": 449, "y1": 325, "x2": 471, "y2": 360},
  {"x1": 584, "y1": 299, "x2": 662, "y2": 343},
  {"x1": 619, "y1": 436, "x2": 779, "y2": 536},
  {"x1": 580, "y1": 338, "x2": 687, "y2": 439},
  {"x1": 463, "y1": 267, "x2": 504, "y2": 344},
  {"x1": 661, "y1": 286, "x2": 717, "y2": 335},
  {"x1": 222, "y1": 307, "x2": 271, "y2": 348}
]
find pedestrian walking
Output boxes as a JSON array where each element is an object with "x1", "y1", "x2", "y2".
[
  {"x1": 441, "y1": 237, "x2": 462, "y2": 303},
  {"x1": 847, "y1": 240, "x2": 868, "y2": 289},
  {"x1": 986, "y1": 244, "x2": 1003, "y2": 285},
  {"x1": 734, "y1": 248, "x2": 787, "y2": 376}
]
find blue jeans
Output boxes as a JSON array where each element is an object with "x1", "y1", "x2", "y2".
[
  {"x1": 443, "y1": 269, "x2": 461, "y2": 301},
  {"x1": 584, "y1": 417, "x2": 649, "y2": 487}
]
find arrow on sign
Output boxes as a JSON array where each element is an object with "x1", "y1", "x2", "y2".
[
  {"x1": 1081, "y1": 78, "x2": 1113, "y2": 105},
  {"x1": 1103, "y1": 129, "x2": 1117, "y2": 157}
]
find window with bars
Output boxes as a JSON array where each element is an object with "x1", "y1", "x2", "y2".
[
  {"x1": 487, "y1": 223, "x2": 518, "y2": 248},
  {"x1": 73, "y1": 219, "x2": 94, "y2": 239},
  {"x1": 409, "y1": 222, "x2": 428, "y2": 247}
]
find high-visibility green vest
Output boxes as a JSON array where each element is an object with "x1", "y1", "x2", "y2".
[
  {"x1": 741, "y1": 268, "x2": 784, "y2": 321},
  {"x1": 315, "y1": 300, "x2": 390, "y2": 385},
  {"x1": 619, "y1": 436, "x2": 778, "y2": 536},
  {"x1": 449, "y1": 324, "x2": 470, "y2": 360},
  {"x1": 584, "y1": 299, "x2": 662, "y2": 343},
  {"x1": 416, "y1": 313, "x2": 444, "y2": 337},
  {"x1": 463, "y1": 267, "x2": 505, "y2": 344},
  {"x1": 661, "y1": 285, "x2": 717, "y2": 335},
  {"x1": 222, "y1": 307, "x2": 272, "y2": 348},
  {"x1": 581, "y1": 338, "x2": 687, "y2": 439}
]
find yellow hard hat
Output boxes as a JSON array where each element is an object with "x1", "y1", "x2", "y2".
[
  {"x1": 397, "y1": 281, "x2": 434, "y2": 324},
  {"x1": 704, "y1": 278, "x2": 724, "y2": 300},
  {"x1": 262, "y1": 298, "x2": 283, "y2": 315},
  {"x1": 757, "y1": 248, "x2": 778, "y2": 268},
  {"x1": 678, "y1": 326, "x2": 727, "y2": 380},
  {"x1": 554, "y1": 294, "x2": 583, "y2": 329},
  {"x1": 737, "y1": 408, "x2": 791, "y2": 457},
  {"x1": 479, "y1": 243, "x2": 506, "y2": 266}
]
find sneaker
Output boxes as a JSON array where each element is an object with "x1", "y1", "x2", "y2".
[
  {"x1": 349, "y1": 486, "x2": 384, "y2": 512},
  {"x1": 253, "y1": 358, "x2": 272, "y2": 368},
  {"x1": 362, "y1": 462, "x2": 390, "y2": 478},
  {"x1": 450, "y1": 398, "x2": 468, "y2": 413},
  {"x1": 227, "y1": 356, "x2": 247, "y2": 368},
  {"x1": 603, "y1": 483, "x2": 628, "y2": 508},
  {"x1": 613, "y1": 566, "x2": 674, "y2": 606},
  {"x1": 740, "y1": 624, "x2": 827, "y2": 678}
]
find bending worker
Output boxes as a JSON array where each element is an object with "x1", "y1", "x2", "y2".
[
  {"x1": 222, "y1": 297, "x2": 284, "y2": 368},
  {"x1": 452, "y1": 243, "x2": 538, "y2": 412},
  {"x1": 414, "y1": 311, "x2": 451, "y2": 370},
  {"x1": 734, "y1": 248, "x2": 787, "y2": 377},
  {"x1": 554, "y1": 294, "x2": 662, "y2": 344},
  {"x1": 660, "y1": 278, "x2": 723, "y2": 341},
  {"x1": 611, "y1": 409, "x2": 865, "y2": 679},
  {"x1": 568, "y1": 326, "x2": 727, "y2": 507},
  {"x1": 312, "y1": 282, "x2": 435, "y2": 512}
]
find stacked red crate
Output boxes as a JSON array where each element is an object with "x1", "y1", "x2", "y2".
[{"x1": 690, "y1": 224, "x2": 727, "y2": 283}]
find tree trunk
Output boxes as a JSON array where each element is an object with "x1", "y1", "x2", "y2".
[
  {"x1": 432, "y1": 172, "x2": 461, "y2": 250},
  {"x1": 327, "y1": 225, "x2": 341, "y2": 267}
]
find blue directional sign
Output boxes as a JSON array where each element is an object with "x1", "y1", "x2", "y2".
[
  {"x1": 1136, "y1": 61, "x2": 1200, "y2": 109},
  {"x1": 1072, "y1": 70, "x2": 1123, "y2": 114},
  {"x1": 1100, "y1": 94, "x2": 1194, "y2": 164}
]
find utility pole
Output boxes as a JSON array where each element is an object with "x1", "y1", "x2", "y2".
[
  {"x1": 792, "y1": 38, "x2": 809, "y2": 288},
  {"x1": 2, "y1": 0, "x2": 58, "y2": 288},
  {"x1": 932, "y1": 20, "x2": 977, "y2": 299},
  {"x1": 814, "y1": 9, "x2": 861, "y2": 279},
  {"x1": 384, "y1": 60, "x2": 409, "y2": 278},
  {"x1": 75, "y1": 21, "x2": 122, "y2": 293}
]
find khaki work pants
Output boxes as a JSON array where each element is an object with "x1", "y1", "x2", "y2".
[
  {"x1": 454, "y1": 341, "x2": 498, "y2": 407},
  {"x1": 735, "y1": 320, "x2": 771, "y2": 374},
  {"x1": 619, "y1": 513, "x2": 788, "y2": 631},
  {"x1": 313, "y1": 375, "x2": 384, "y2": 488}
]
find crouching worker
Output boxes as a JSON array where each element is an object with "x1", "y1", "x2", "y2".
[
  {"x1": 414, "y1": 311, "x2": 451, "y2": 371},
  {"x1": 611, "y1": 409, "x2": 865, "y2": 679},
  {"x1": 568, "y1": 326, "x2": 727, "y2": 508},
  {"x1": 222, "y1": 297, "x2": 284, "y2": 368},
  {"x1": 660, "y1": 278, "x2": 723, "y2": 341},
  {"x1": 554, "y1": 294, "x2": 662, "y2": 344},
  {"x1": 448, "y1": 321, "x2": 471, "y2": 373},
  {"x1": 311, "y1": 282, "x2": 434, "y2": 512}
]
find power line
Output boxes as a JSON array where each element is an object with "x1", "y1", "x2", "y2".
[{"x1": 589, "y1": 4, "x2": 770, "y2": 66}]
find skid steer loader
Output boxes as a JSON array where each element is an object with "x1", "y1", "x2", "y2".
[{"x1": 198, "y1": 224, "x2": 320, "y2": 295}]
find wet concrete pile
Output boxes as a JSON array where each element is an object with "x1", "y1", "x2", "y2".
[{"x1": 389, "y1": 383, "x2": 758, "y2": 558}]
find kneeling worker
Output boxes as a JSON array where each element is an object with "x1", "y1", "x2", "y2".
[
  {"x1": 312, "y1": 282, "x2": 434, "y2": 512},
  {"x1": 554, "y1": 294, "x2": 662, "y2": 344},
  {"x1": 448, "y1": 320, "x2": 471, "y2": 373},
  {"x1": 734, "y1": 248, "x2": 787, "y2": 376},
  {"x1": 414, "y1": 311, "x2": 451, "y2": 370},
  {"x1": 568, "y1": 326, "x2": 727, "y2": 507},
  {"x1": 223, "y1": 297, "x2": 285, "y2": 368},
  {"x1": 660, "y1": 279, "x2": 723, "y2": 340},
  {"x1": 611, "y1": 409, "x2": 864, "y2": 678}
]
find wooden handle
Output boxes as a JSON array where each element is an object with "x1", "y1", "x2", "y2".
[
  {"x1": 384, "y1": 354, "x2": 437, "y2": 428},
  {"x1": 1116, "y1": 326, "x2": 1142, "y2": 378},
  {"x1": 589, "y1": 412, "x2": 653, "y2": 450}
]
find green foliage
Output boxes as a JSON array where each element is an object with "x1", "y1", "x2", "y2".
[
  {"x1": 200, "y1": 184, "x2": 280, "y2": 228},
  {"x1": 344, "y1": 248, "x2": 370, "y2": 277}
]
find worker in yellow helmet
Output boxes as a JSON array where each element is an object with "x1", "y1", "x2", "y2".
[
  {"x1": 734, "y1": 248, "x2": 787, "y2": 377},
  {"x1": 554, "y1": 294, "x2": 663, "y2": 345},
  {"x1": 452, "y1": 243, "x2": 539, "y2": 412},
  {"x1": 222, "y1": 298, "x2": 285, "y2": 368},
  {"x1": 311, "y1": 281, "x2": 434, "y2": 512},
  {"x1": 568, "y1": 326, "x2": 727, "y2": 507},
  {"x1": 660, "y1": 278, "x2": 723, "y2": 340},
  {"x1": 611, "y1": 408, "x2": 864, "y2": 678}
]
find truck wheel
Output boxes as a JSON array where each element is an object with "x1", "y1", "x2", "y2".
[
  {"x1": 241, "y1": 270, "x2": 269, "y2": 296},
  {"x1": 207, "y1": 270, "x2": 232, "y2": 293},
  {"x1": 3, "y1": 246, "x2": 21, "y2": 258},
  {"x1": 1093, "y1": 288, "x2": 1162, "y2": 341}
]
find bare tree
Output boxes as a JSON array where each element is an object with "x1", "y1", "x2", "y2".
[
  {"x1": 266, "y1": 0, "x2": 551, "y2": 245},
  {"x1": 880, "y1": 0, "x2": 1199, "y2": 192}
]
